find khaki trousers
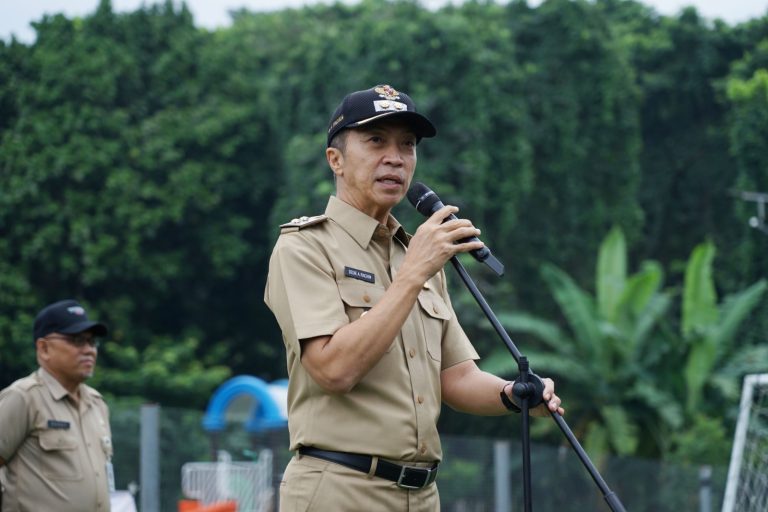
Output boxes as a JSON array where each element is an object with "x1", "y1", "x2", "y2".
[{"x1": 279, "y1": 454, "x2": 440, "y2": 512}]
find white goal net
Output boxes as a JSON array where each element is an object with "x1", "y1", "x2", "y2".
[{"x1": 722, "y1": 373, "x2": 768, "y2": 512}]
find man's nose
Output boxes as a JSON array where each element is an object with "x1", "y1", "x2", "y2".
[
  {"x1": 81, "y1": 343, "x2": 98, "y2": 354},
  {"x1": 382, "y1": 143, "x2": 405, "y2": 164}
]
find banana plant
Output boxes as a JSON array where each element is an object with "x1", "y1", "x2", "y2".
[
  {"x1": 482, "y1": 227, "x2": 767, "y2": 460},
  {"x1": 482, "y1": 227, "x2": 678, "y2": 459},
  {"x1": 680, "y1": 241, "x2": 766, "y2": 414}
]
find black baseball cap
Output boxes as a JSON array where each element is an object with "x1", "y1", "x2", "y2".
[
  {"x1": 327, "y1": 84, "x2": 437, "y2": 147},
  {"x1": 33, "y1": 299, "x2": 108, "y2": 341}
]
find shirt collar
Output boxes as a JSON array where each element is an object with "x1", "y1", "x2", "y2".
[
  {"x1": 325, "y1": 196, "x2": 409, "y2": 249},
  {"x1": 37, "y1": 367, "x2": 89, "y2": 405}
]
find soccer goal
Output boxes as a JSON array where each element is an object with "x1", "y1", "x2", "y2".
[{"x1": 721, "y1": 373, "x2": 768, "y2": 512}]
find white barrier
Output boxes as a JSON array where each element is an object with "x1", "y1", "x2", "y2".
[{"x1": 181, "y1": 449, "x2": 274, "y2": 512}]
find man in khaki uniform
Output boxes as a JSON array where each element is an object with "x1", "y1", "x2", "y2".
[
  {"x1": 265, "y1": 84, "x2": 564, "y2": 511},
  {"x1": 0, "y1": 299, "x2": 113, "y2": 512}
]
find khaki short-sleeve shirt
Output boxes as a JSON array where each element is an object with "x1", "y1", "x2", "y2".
[
  {"x1": 0, "y1": 368, "x2": 113, "y2": 512},
  {"x1": 265, "y1": 196, "x2": 479, "y2": 463}
]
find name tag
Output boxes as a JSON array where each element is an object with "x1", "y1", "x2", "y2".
[
  {"x1": 345, "y1": 266, "x2": 375, "y2": 284},
  {"x1": 47, "y1": 420, "x2": 70, "y2": 429}
]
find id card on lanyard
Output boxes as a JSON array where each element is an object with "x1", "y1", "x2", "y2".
[
  {"x1": 101, "y1": 436, "x2": 116, "y2": 492},
  {"x1": 106, "y1": 461, "x2": 116, "y2": 492}
]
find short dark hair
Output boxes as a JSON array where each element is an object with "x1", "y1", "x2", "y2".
[{"x1": 328, "y1": 130, "x2": 349, "y2": 154}]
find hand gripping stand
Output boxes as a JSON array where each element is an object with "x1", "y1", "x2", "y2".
[{"x1": 449, "y1": 255, "x2": 627, "y2": 512}]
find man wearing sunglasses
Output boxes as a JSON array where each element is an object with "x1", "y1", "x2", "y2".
[{"x1": 0, "y1": 299, "x2": 113, "y2": 512}]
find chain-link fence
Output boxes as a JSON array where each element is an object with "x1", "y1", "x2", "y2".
[{"x1": 109, "y1": 403, "x2": 726, "y2": 511}]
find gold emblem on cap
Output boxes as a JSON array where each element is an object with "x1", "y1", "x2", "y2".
[
  {"x1": 329, "y1": 114, "x2": 344, "y2": 132},
  {"x1": 375, "y1": 85, "x2": 400, "y2": 101}
]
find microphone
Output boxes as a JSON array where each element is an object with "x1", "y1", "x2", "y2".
[{"x1": 407, "y1": 182, "x2": 504, "y2": 276}]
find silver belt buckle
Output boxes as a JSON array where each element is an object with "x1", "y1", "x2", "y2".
[{"x1": 396, "y1": 465, "x2": 433, "y2": 489}]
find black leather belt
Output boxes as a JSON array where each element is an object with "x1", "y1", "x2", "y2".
[{"x1": 298, "y1": 447, "x2": 438, "y2": 490}]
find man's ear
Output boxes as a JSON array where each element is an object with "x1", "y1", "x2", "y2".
[
  {"x1": 326, "y1": 147, "x2": 344, "y2": 177},
  {"x1": 36, "y1": 338, "x2": 49, "y2": 359}
]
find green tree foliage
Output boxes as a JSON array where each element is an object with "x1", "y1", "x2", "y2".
[
  {"x1": 667, "y1": 240, "x2": 767, "y2": 464},
  {"x1": 508, "y1": 0, "x2": 643, "y2": 300},
  {"x1": 600, "y1": 1, "x2": 744, "y2": 265},
  {"x1": 482, "y1": 227, "x2": 677, "y2": 459},
  {"x1": 0, "y1": 1, "x2": 254, "y2": 405},
  {"x1": 679, "y1": 242, "x2": 767, "y2": 413},
  {"x1": 482, "y1": 227, "x2": 766, "y2": 462},
  {"x1": 723, "y1": 38, "x2": 768, "y2": 344},
  {"x1": 0, "y1": 0, "x2": 767, "y2": 451}
]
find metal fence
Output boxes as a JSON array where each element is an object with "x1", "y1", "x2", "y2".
[
  {"x1": 109, "y1": 403, "x2": 727, "y2": 512},
  {"x1": 181, "y1": 450, "x2": 273, "y2": 511}
]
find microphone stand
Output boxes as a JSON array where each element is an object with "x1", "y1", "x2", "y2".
[
  {"x1": 449, "y1": 256, "x2": 627, "y2": 512},
  {"x1": 515, "y1": 355, "x2": 534, "y2": 512}
]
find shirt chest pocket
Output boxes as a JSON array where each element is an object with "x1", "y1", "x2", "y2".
[
  {"x1": 338, "y1": 280, "x2": 395, "y2": 351},
  {"x1": 37, "y1": 429, "x2": 83, "y2": 480},
  {"x1": 416, "y1": 287, "x2": 452, "y2": 362}
]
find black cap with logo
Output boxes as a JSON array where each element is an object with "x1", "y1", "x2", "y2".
[
  {"x1": 33, "y1": 299, "x2": 108, "y2": 342},
  {"x1": 327, "y1": 84, "x2": 437, "y2": 147}
]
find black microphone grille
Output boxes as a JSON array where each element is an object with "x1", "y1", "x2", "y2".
[
  {"x1": 407, "y1": 182, "x2": 432, "y2": 208},
  {"x1": 407, "y1": 182, "x2": 444, "y2": 217}
]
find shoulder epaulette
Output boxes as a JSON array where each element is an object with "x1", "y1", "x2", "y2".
[
  {"x1": 279, "y1": 215, "x2": 328, "y2": 233},
  {"x1": 14, "y1": 374, "x2": 41, "y2": 391}
]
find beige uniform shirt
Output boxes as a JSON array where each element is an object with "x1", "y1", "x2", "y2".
[
  {"x1": 0, "y1": 368, "x2": 113, "y2": 512},
  {"x1": 265, "y1": 196, "x2": 479, "y2": 463}
]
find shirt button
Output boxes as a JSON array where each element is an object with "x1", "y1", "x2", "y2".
[
  {"x1": 363, "y1": 294, "x2": 371, "y2": 303},
  {"x1": 420, "y1": 444, "x2": 427, "y2": 454},
  {"x1": 417, "y1": 395, "x2": 424, "y2": 404},
  {"x1": 432, "y1": 304, "x2": 438, "y2": 314},
  {"x1": 409, "y1": 348, "x2": 416, "y2": 358}
]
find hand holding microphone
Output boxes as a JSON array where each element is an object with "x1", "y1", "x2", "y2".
[{"x1": 407, "y1": 182, "x2": 504, "y2": 276}]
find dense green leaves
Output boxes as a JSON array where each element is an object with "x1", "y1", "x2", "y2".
[
  {"x1": 0, "y1": 0, "x2": 766, "y2": 451},
  {"x1": 483, "y1": 227, "x2": 765, "y2": 461},
  {"x1": 597, "y1": 227, "x2": 628, "y2": 322},
  {"x1": 681, "y1": 242, "x2": 767, "y2": 413},
  {"x1": 682, "y1": 242, "x2": 718, "y2": 338},
  {"x1": 484, "y1": 228, "x2": 678, "y2": 458}
]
